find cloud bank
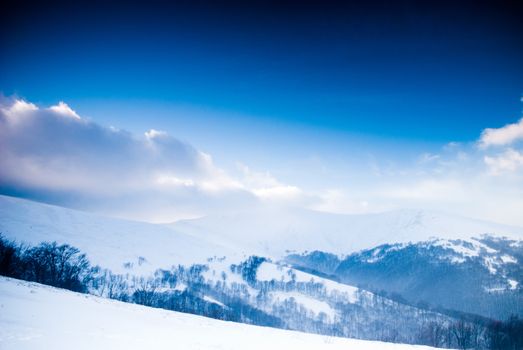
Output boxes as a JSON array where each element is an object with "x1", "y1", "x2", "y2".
[
  {"x1": 1, "y1": 97, "x2": 523, "y2": 226},
  {"x1": 0, "y1": 98, "x2": 304, "y2": 221},
  {"x1": 0, "y1": 99, "x2": 220, "y2": 194}
]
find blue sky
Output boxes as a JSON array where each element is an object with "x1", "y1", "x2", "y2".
[
  {"x1": 3, "y1": 0, "x2": 522, "y2": 140},
  {"x1": 1, "y1": 0, "x2": 523, "y2": 224}
]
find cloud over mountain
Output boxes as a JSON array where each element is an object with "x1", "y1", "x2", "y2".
[
  {"x1": 0, "y1": 99, "x2": 221, "y2": 194},
  {"x1": 0, "y1": 97, "x2": 314, "y2": 221},
  {"x1": 1, "y1": 97, "x2": 523, "y2": 226},
  {"x1": 0, "y1": 98, "x2": 259, "y2": 220}
]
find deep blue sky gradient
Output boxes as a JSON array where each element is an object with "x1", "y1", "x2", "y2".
[{"x1": 2, "y1": 0, "x2": 522, "y2": 143}]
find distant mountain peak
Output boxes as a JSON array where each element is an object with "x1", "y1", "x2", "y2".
[{"x1": 171, "y1": 205, "x2": 523, "y2": 257}]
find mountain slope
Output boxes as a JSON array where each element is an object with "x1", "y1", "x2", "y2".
[
  {"x1": 2, "y1": 195, "x2": 521, "y2": 335},
  {"x1": 194, "y1": 257, "x2": 455, "y2": 342},
  {"x1": 3, "y1": 194, "x2": 520, "y2": 267},
  {"x1": 0, "y1": 195, "x2": 463, "y2": 344},
  {"x1": 0, "y1": 195, "x2": 234, "y2": 274},
  {"x1": 171, "y1": 206, "x2": 523, "y2": 257},
  {"x1": 287, "y1": 237, "x2": 523, "y2": 319},
  {"x1": 0, "y1": 276, "x2": 438, "y2": 350}
]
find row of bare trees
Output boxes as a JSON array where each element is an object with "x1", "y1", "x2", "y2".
[
  {"x1": 419, "y1": 317, "x2": 523, "y2": 349},
  {"x1": 2, "y1": 235, "x2": 521, "y2": 349},
  {"x1": 0, "y1": 235, "x2": 92, "y2": 292}
]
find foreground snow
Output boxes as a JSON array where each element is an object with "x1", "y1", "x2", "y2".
[{"x1": 0, "y1": 277, "x2": 438, "y2": 350}]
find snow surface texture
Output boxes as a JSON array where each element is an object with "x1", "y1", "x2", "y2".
[{"x1": 0, "y1": 277, "x2": 438, "y2": 350}]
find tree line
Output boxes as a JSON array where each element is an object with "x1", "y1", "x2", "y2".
[
  {"x1": 0, "y1": 234, "x2": 91, "y2": 292},
  {"x1": 1, "y1": 234, "x2": 522, "y2": 349}
]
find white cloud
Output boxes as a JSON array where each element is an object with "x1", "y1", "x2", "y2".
[
  {"x1": 0, "y1": 98, "x2": 260, "y2": 221},
  {"x1": 237, "y1": 163, "x2": 280, "y2": 188},
  {"x1": 0, "y1": 98, "x2": 216, "y2": 194},
  {"x1": 418, "y1": 153, "x2": 440, "y2": 164},
  {"x1": 479, "y1": 118, "x2": 523, "y2": 148},
  {"x1": 47, "y1": 101, "x2": 81, "y2": 119},
  {"x1": 2, "y1": 97, "x2": 523, "y2": 226},
  {"x1": 144, "y1": 128, "x2": 168, "y2": 140},
  {"x1": 251, "y1": 185, "x2": 302, "y2": 200},
  {"x1": 236, "y1": 163, "x2": 304, "y2": 201},
  {"x1": 476, "y1": 115, "x2": 523, "y2": 176},
  {"x1": 380, "y1": 179, "x2": 466, "y2": 201},
  {"x1": 0, "y1": 99, "x2": 38, "y2": 121},
  {"x1": 155, "y1": 175, "x2": 196, "y2": 187},
  {"x1": 484, "y1": 148, "x2": 523, "y2": 175},
  {"x1": 311, "y1": 189, "x2": 373, "y2": 215}
]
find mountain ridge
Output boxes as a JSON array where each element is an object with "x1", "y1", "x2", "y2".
[{"x1": 170, "y1": 205, "x2": 523, "y2": 257}]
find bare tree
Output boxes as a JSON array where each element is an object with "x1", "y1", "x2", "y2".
[
  {"x1": 420, "y1": 321, "x2": 447, "y2": 347},
  {"x1": 24, "y1": 242, "x2": 91, "y2": 292},
  {"x1": 132, "y1": 276, "x2": 159, "y2": 306},
  {"x1": 451, "y1": 319, "x2": 473, "y2": 350}
]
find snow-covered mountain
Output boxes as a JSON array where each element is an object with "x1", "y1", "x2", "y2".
[
  {"x1": 192, "y1": 256, "x2": 455, "y2": 342},
  {"x1": 287, "y1": 236, "x2": 523, "y2": 319},
  {"x1": 1, "y1": 194, "x2": 521, "y2": 346},
  {"x1": 0, "y1": 195, "x2": 234, "y2": 274},
  {"x1": 0, "y1": 276, "x2": 438, "y2": 350},
  {"x1": 171, "y1": 206, "x2": 523, "y2": 257},
  {"x1": 0, "y1": 195, "x2": 473, "y2": 345},
  {"x1": 3, "y1": 194, "x2": 521, "y2": 269}
]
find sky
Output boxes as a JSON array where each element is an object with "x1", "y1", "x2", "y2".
[{"x1": 1, "y1": 0, "x2": 523, "y2": 225}]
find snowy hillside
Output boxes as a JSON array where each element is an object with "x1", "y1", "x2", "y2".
[
  {"x1": 2, "y1": 194, "x2": 521, "y2": 270},
  {"x1": 0, "y1": 195, "x2": 234, "y2": 274},
  {"x1": 0, "y1": 276, "x2": 438, "y2": 350},
  {"x1": 288, "y1": 236, "x2": 523, "y2": 319},
  {"x1": 1, "y1": 194, "x2": 521, "y2": 344},
  {"x1": 171, "y1": 206, "x2": 523, "y2": 257},
  {"x1": 196, "y1": 256, "x2": 455, "y2": 341}
]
